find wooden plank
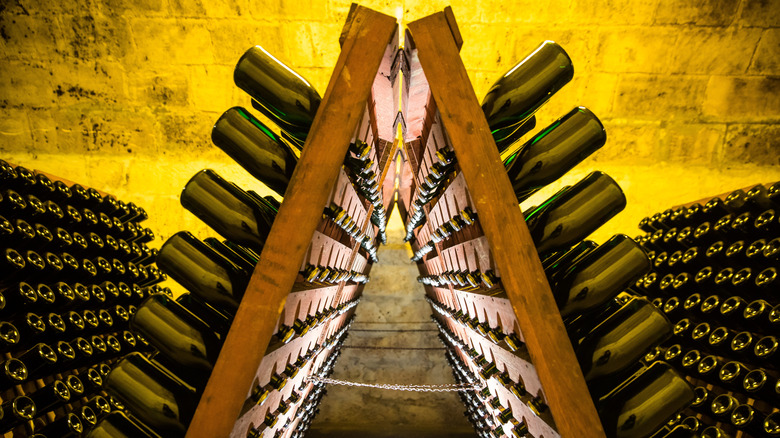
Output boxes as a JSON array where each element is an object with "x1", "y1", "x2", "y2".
[
  {"x1": 407, "y1": 11, "x2": 606, "y2": 438},
  {"x1": 185, "y1": 6, "x2": 398, "y2": 437}
]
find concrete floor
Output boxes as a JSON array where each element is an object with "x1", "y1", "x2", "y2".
[{"x1": 306, "y1": 212, "x2": 476, "y2": 438}]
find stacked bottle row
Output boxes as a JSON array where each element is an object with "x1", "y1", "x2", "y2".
[
  {"x1": 631, "y1": 183, "x2": 780, "y2": 438},
  {"x1": 406, "y1": 40, "x2": 697, "y2": 438},
  {"x1": 0, "y1": 160, "x2": 166, "y2": 437},
  {"x1": 99, "y1": 43, "x2": 381, "y2": 438}
]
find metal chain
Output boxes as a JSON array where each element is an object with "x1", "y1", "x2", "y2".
[{"x1": 306, "y1": 376, "x2": 485, "y2": 392}]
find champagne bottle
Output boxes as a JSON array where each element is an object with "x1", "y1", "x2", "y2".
[
  {"x1": 0, "y1": 395, "x2": 36, "y2": 433},
  {"x1": 596, "y1": 361, "x2": 694, "y2": 438},
  {"x1": 130, "y1": 294, "x2": 222, "y2": 386},
  {"x1": 234, "y1": 45, "x2": 321, "y2": 145},
  {"x1": 575, "y1": 296, "x2": 672, "y2": 384},
  {"x1": 104, "y1": 352, "x2": 199, "y2": 437},
  {"x1": 482, "y1": 41, "x2": 573, "y2": 147},
  {"x1": 504, "y1": 106, "x2": 607, "y2": 203},
  {"x1": 85, "y1": 411, "x2": 161, "y2": 438},
  {"x1": 553, "y1": 234, "x2": 650, "y2": 318},
  {"x1": 211, "y1": 107, "x2": 298, "y2": 197},
  {"x1": 180, "y1": 169, "x2": 276, "y2": 253},
  {"x1": 524, "y1": 171, "x2": 626, "y2": 257},
  {"x1": 157, "y1": 231, "x2": 250, "y2": 314}
]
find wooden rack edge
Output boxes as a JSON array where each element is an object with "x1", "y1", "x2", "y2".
[
  {"x1": 184, "y1": 6, "x2": 398, "y2": 438},
  {"x1": 406, "y1": 9, "x2": 607, "y2": 438}
]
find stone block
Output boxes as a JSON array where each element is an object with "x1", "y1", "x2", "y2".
[
  {"x1": 128, "y1": 69, "x2": 190, "y2": 107},
  {"x1": 748, "y1": 28, "x2": 780, "y2": 75},
  {"x1": 280, "y1": 0, "x2": 328, "y2": 20},
  {"x1": 59, "y1": 13, "x2": 134, "y2": 60},
  {"x1": 0, "y1": 108, "x2": 32, "y2": 154},
  {"x1": 208, "y1": 21, "x2": 282, "y2": 65},
  {"x1": 167, "y1": 0, "x2": 251, "y2": 18},
  {"x1": 659, "y1": 123, "x2": 725, "y2": 165},
  {"x1": 738, "y1": 0, "x2": 780, "y2": 27},
  {"x1": 280, "y1": 21, "x2": 341, "y2": 69},
  {"x1": 722, "y1": 123, "x2": 780, "y2": 167},
  {"x1": 595, "y1": 27, "x2": 677, "y2": 74},
  {"x1": 28, "y1": 108, "x2": 58, "y2": 152},
  {"x1": 578, "y1": 72, "x2": 619, "y2": 116},
  {"x1": 189, "y1": 65, "x2": 236, "y2": 112},
  {"x1": 102, "y1": 0, "x2": 166, "y2": 15},
  {"x1": 0, "y1": 14, "x2": 61, "y2": 60},
  {"x1": 52, "y1": 60, "x2": 128, "y2": 106},
  {"x1": 703, "y1": 75, "x2": 780, "y2": 122},
  {"x1": 156, "y1": 110, "x2": 222, "y2": 156},
  {"x1": 668, "y1": 27, "x2": 761, "y2": 75},
  {"x1": 0, "y1": 61, "x2": 56, "y2": 108},
  {"x1": 590, "y1": 120, "x2": 661, "y2": 163},
  {"x1": 129, "y1": 18, "x2": 214, "y2": 66},
  {"x1": 45, "y1": 107, "x2": 159, "y2": 155},
  {"x1": 652, "y1": 0, "x2": 739, "y2": 26},
  {"x1": 478, "y1": 0, "x2": 575, "y2": 24},
  {"x1": 568, "y1": 0, "x2": 658, "y2": 25},
  {"x1": 613, "y1": 74, "x2": 708, "y2": 121}
]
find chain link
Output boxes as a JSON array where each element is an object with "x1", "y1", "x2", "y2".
[{"x1": 306, "y1": 376, "x2": 485, "y2": 392}]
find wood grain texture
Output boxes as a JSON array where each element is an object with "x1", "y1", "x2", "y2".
[
  {"x1": 184, "y1": 6, "x2": 397, "y2": 437},
  {"x1": 407, "y1": 11, "x2": 606, "y2": 438}
]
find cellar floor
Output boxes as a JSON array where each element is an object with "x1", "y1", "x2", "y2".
[{"x1": 306, "y1": 211, "x2": 476, "y2": 437}]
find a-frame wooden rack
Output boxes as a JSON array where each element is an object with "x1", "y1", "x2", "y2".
[{"x1": 185, "y1": 5, "x2": 606, "y2": 438}]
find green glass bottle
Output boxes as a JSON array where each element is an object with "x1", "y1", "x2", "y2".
[
  {"x1": 211, "y1": 107, "x2": 299, "y2": 197},
  {"x1": 180, "y1": 169, "x2": 276, "y2": 253},
  {"x1": 234, "y1": 45, "x2": 321, "y2": 145},
  {"x1": 156, "y1": 231, "x2": 250, "y2": 314},
  {"x1": 575, "y1": 296, "x2": 672, "y2": 383},
  {"x1": 503, "y1": 106, "x2": 607, "y2": 203},
  {"x1": 525, "y1": 171, "x2": 626, "y2": 258},
  {"x1": 103, "y1": 352, "x2": 199, "y2": 438},
  {"x1": 482, "y1": 41, "x2": 574, "y2": 145},
  {"x1": 597, "y1": 361, "x2": 695, "y2": 438},
  {"x1": 553, "y1": 234, "x2": 650, "y2": 318},
  {"x1": 130, "y1": 294, "x2": 222, "y2": 386}
]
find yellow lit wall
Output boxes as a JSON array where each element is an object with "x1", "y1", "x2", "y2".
[{"x1": 1, "y1": 0, "x2": 778, "y2": 243}]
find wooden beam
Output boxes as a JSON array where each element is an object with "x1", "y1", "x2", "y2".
[
  {"x1": 185, "y1": 6, "x2": 398, "y2": 437},
  {"x1": 407, "y1": 11, "x2": 607, "y2": 438}
]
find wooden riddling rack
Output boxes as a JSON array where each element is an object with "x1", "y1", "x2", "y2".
[
  {"x1": 184, "y1": 5, "x2": 400, "y2": 438},
  {"x1": 398, "y1": 8, "x2": 607, "y2": 438}
]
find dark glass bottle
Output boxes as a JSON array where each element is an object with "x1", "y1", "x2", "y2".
[
  {"x1": 0, "y1": 395, "x2": 36, "y2": 433},
  {"x1": 130, "y1": 294, "x2": 222, "y2": 386},
  {"x1": 503, "y1": 106, "x2": 606, "y2": 203},
  {"x1": 37, "y1": 412, "x2": 83, "y2": 437},
  {"x1": 85, "y1": 411, "x2": 161, "y2": 438},
  {"x1": 180, "y1": 169, "x2": 276, "y2": 253},
  {"x1": 524, "y1": 171, "x2": 626, "y2": 258},
  {"x1": 575, "y1": 297, "x2": 672, "y2": 383},
  {"x1": 104, "y1": 352, "x2": 199, "y2": 437},
  {"x1": 27, "y1": 378, "x2": 70, "y2": 414},
  {"x1": 596, "y1": 361, "x2": 694, "y2": 438},
  {"x1": 156, "y1": 231, "x2": 251, "y2": 314},
  {"x1": 234, "y1": 45, "x2": 321, "y2": 145},
  {"x1": 481, "y1": 41, "x2": 573, "y2": 145},
  {"x1": 211, "y1": 107, "x2": 299, "y2": 197},
  {"x1": 553, "y1": 234, "x2": 650, "y2": 318}
]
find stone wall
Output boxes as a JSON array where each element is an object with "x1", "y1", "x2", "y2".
[{"x1": 1, "y1": 0, "x2": 778, "y2": 247}]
